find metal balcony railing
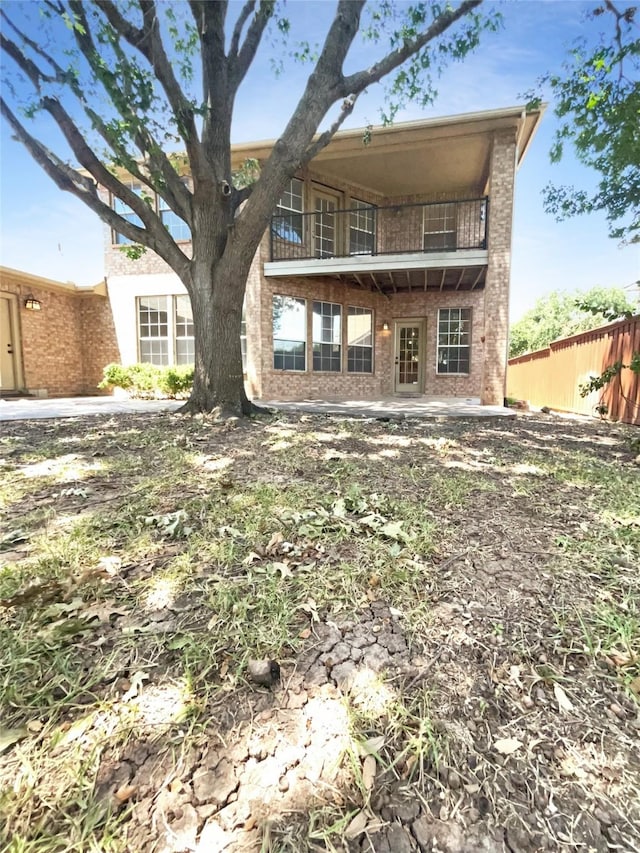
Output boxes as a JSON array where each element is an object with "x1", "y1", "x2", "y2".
[{"x1": 270, "y1": 196, "x2": 488, "y2": 262}]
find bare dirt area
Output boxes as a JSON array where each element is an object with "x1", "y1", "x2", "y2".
[{"x1": 1, "y1": 410, "x2": 639, "y2": 852}]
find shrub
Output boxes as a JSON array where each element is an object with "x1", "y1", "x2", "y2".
[{"x1": 99, "y1": 363, "x2": 194, "y2": 399}]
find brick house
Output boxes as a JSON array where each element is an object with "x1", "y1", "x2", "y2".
[
  {"x1": 2, "y1": 107, "x2": 541, "y2": 402},
  {"x1": 0, "y1": 266, "x2": 119, "y2": 398},
  {"x1": 104, "y1": 106, "x2": 542, "y2": 406}
]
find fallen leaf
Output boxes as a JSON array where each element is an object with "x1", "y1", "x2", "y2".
[
  {"x1": 26, "y1": 720, "x2": 44, "y2": 734},
  {"x1": 629, "y1": 676, "x2": 640, "y2": 697},
  {"x1": 298, "y1": 627, "x2": 312, "y2": 640},
  {"x1": 114, "y1": 784, "x2": 136, "y2": 802},
  {"x1": 344, "y1": 810, "x2": 368, "y2": 839},
  {"x1": 553, "y1": 683, "x2": 574, "y2": 714},
  {"x1": 122, "y1": 671, "x2": 149, "y2": 702},
  {"x1": 368, "y1": 574, "x2": 380, "y2": 587},
  {"x1": 266, "y1": 531, "x2": 284, "y2": 555},
  {"x1": 380, "y1": 520, "x2": 411, "y2": 542},
  {"x1": 362, "y1": 754, "x2": 376, "y2": 790},
  {"x1": 493, "y1": 737, "x2": 523, "y2": 756},
  {"x1": 272, "y1": 561, "x2": 293, "y2": 578},
  {"x1": 359, "y1": 736, "x2": 385, "y2": 756},
  {"x1": 0, "y1": 726, "x2": 27, "y2": 753}
]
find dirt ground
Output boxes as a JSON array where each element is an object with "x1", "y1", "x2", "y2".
[{"x1": 1, "y1": 410, "x2": 639, "y2": 853}]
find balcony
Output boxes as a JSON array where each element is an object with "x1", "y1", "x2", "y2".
[{"x1": 265, "y1": 197, "x2": 489, "y2": 294}]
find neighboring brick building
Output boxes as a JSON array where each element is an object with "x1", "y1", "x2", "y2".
[
  {"x1": 0, "y1": 267, "x2": 119, "y2": 397},
  {"x1": 104, "y1": 106, "x2": 543, "y2": 406}
]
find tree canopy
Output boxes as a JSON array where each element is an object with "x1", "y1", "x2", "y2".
[
  {"x1": 509, "y1": 285, "x2": 637, "y2": 358},
  {"x1": 528, "y1": 1, "x2": 640, "y2": 244},
  {"x1": 0, "y1": 0, "x2": 500, "y2": 415}
]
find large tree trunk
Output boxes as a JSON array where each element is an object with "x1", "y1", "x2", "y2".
[{"x1": 179, "y1": 255, "x2": 256, "y2": 418}]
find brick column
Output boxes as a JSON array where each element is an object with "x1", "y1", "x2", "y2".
[{"x1": 482, "y1": 130, "x2": 517, "y2": 405}]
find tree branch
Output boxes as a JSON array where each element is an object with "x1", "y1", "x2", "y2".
[
  {"x1": 228, "y1": 1, "x2": 255, "y2": 58},
  {"x1": 0, "y1": 95, "x2": 158, "y2": 252},
  {"x1": 95, "y1": 0, "x2": 202, "y2": 171},
  {"x1": 68, "y1": 0, "x2": 192, "y2": 222},
  {"x1": 303, "y1": 94, "x2": 359, "y2": 161},
  {"x1": 342, "y1": 0, "x2": 483, "y2": 97},
  {"x1": 230, "y1": 1, "x2": 275, "y2": 93}
]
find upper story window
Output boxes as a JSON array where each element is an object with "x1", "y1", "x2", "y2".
[
  {"x1": 273, "y1": 178, "x2": 304, "y2": 245},
  {"x1": 159, "y1": 195, "x2": 191, "y2": 242},
  {"x1": 437, "y1": 308, "x2": 471, "y2": 374},
  {"x1": 424, "y1": 201, "x2": 457, "y2": 251},
  {"x1": 112, "y1": 183, "x2": 190, "y2": 244},
  {"x1": 113, "y1": 183, "x2": 145, "y2": 245},
  {"x1": 349, "y1": 201, "x2": 376, "y2": 255}
]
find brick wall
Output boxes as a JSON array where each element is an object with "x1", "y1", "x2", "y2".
[
  {"x1": 250, "y1": 265, "x2": 485, "y2": 401},
  {"x1": 481, "y1": 130, "x2": 516, "y2": 405},
  {"x1": 1, "y1": 271, "x2": 120, "y2": 397}
]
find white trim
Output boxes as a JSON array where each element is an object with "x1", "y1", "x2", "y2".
[{"x1": 264, "y1": 249, "x2": 488, "y2": 278}]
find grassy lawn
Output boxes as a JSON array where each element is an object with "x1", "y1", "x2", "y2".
[{"x1": 1, "y1": 410, "x2": 638, "y2": 852}]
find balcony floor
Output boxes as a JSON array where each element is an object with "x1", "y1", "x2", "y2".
[{"x1": 264, "y1": 251, "x2": 487, "y2": 294}]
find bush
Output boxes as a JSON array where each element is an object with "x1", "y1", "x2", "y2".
[{"x1": 99, "y1": 363, "x2": 194, "y2": 399}]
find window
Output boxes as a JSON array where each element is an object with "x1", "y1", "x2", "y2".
[
  {"x1": 347, "y1": 307, "x2": 373, "y2": 373},
  {"x1": 437, "y1": 308, "x2": 471, "y2": 374},
  {"x1": 137, "y1": 295, "x2": 195, "y2": 366},
  {"x1": 273, "y1": 178, "x2": 304, "y2": 245},
  {"x1": 313, "y1": 194, "x2": 338, "y2": 258},
  {"x1": 159, "y1": 195, "x2": 191, "y2": 242},
  {"x1": 349, "y1": 201, "x2": 375, "y2": 255},
  {"x1": 138, "y1": 296, "x2": 170, "y2": 364},
  {"x1": 273, "y1": 295, "x2": 306, "y2": 371},
  {"x1": 424, "y1": 202, "x2": 457, "y2": 251},
  {"x1": 241, "y1": 307, "x2": 247, "y2": 372},
  {"x1": 113, "y1": 183, "x2": 145, "y2": 245},
  {"x1": 313, "y1": 301, "x2": 341, "y2": 371},
  {"x1": 174, "y1": 295, "x2": 195, "y2": 364}
]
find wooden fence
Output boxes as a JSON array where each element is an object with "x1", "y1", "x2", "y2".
[{"x1": 507, "y1": 315, "x2": 640, "y2": 426}]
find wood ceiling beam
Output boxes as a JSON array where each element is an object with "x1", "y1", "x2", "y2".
[{"x1": 471, "y1": 267, "x2": 485, "y2": 290}]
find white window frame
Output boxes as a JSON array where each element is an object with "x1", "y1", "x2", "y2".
[
  {"x1": 436, "y1": 308, "x2": 471, "y2": 375},
  {"x1": 347, "y1": 306, "x2": 374, "y2": 373},
  {"x1": 273, "y1": 295, "x2": 307, "y2": 372},
  {"x1": 137, "y1": 295, "x2": 195, "y2": 366},
  {"x1": 312, "y1": 300, "x2": 342, "y2": 372},
  {"x1": 349, "y1": 201, "x2": 376, "y2": 256},
  {"x1": 423, "y1": 202, "x2": 457, "y2": 251}
]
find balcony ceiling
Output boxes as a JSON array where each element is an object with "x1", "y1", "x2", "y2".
[
  {"x1": 232, "y1": 106, "x2": 544, "y2": 198},
  {"x1": 314, "y1": 135, "x2": 493, "y2": 197},
  {"x1": 286, "y1": 265, "x2": 487, "y2": 296}
]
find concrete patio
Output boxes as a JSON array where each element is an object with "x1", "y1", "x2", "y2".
[{"x1": 0, "y1": 394, "x2": 514, "y2": 422}]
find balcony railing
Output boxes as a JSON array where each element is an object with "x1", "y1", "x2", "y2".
[{"x1": 270, "y1": 197, "x2": 488, "y2": 262}]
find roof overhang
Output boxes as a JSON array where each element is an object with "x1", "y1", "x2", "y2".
[{"x1": 0, "y1": 266, "x2": 106, "y2": 297}]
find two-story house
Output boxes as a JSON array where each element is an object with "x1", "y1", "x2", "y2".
[{"x1": 104, "y1": 105, "x2": 543, "y2": 407}]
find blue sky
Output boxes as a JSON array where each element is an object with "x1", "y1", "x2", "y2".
[{"x1": 0, "y1": 0, "x2": 638, "y2": 320}]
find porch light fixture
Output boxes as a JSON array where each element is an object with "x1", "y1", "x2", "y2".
[
  {"x1": 382, "y1": 321, "x2": 390, "y2": 331},
  {"x1": 24, "y1": 295, "x2": 42, "y2": 311}
]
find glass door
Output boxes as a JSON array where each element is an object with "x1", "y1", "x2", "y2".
[
  {"x1": 394, "y1": 320, "x2": 425, "y2": 393},
  {"x1": 313, "y1": 190, "x2": 340, "y2": 258}
]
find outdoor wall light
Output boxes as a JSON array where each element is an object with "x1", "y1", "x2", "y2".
[
  {"x1": 24, "y1": 295, "x2": 42, "y2": 311},
  {"x1": 382, "y1": 321, "x2": 390, "y2": 331}
]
